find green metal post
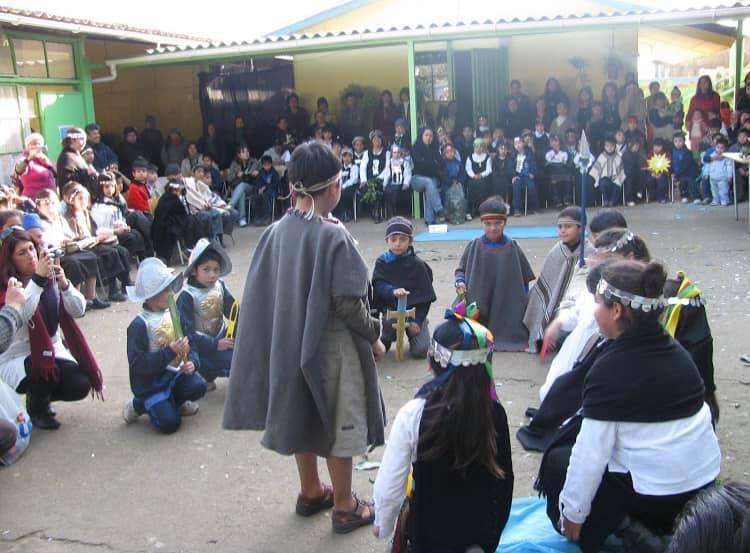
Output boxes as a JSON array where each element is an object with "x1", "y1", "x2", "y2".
[
  {"x1": 74, "y1": 38, "x2": 96, "y2": 123},
  {"x1": 447, "y1": 40, "x2": 454, "y2": 100},
  {"x1": 735, "y1": 19, "x2": 744, "y2": 110},
  {"x1": 407, "y1": 40, "x2": 421, "y2": 219}
]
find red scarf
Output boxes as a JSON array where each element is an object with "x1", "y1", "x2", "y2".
[{"x1": 0, "y1": 285, "x2": 103, "y2": 399}]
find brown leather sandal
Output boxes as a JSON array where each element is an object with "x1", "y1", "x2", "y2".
[
  {"x1": 295, "y1": 484, "x2": 334, "y2": 516},
  {"x1": 332, "y1": 494, "x2": 375, "y2": 534}
]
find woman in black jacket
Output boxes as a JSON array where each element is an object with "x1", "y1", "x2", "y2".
[{"x1": 410, "y1": 128, "x2": 445, "y2": 225}]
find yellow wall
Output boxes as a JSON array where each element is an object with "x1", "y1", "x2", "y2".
[
  {"x1": 508, "y1": 29, "x2": 638, "y2": 101},
  {"x1": 293, "y1": 44, "x2": 408, "y2": 116},
  {"x1": 86, "y1": 39, "x2": 203, "y2": 140}
]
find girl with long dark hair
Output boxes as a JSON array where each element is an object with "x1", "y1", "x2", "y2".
[{"x1": 374, "y1": 309, "x2": 513, "y2": 552}]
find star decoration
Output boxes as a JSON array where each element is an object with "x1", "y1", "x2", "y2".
[{"x1": 647, "y1": 153, "x2": 671, "y2": 176}]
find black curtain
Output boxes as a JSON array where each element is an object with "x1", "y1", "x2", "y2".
[{"x1": 199, "y1": 63, "x2": 294, "y2": 160}]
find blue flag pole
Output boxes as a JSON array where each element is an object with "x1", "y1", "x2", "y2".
[{"x1": 577, "y1": 130, "x2": 593, "y2": 268}]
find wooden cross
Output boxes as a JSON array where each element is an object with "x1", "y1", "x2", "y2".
[{"x1": 387, "y1": 296, "x2": 415, "y2": 361}]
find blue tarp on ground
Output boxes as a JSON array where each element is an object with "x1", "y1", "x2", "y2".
[
  {"x1": 498, "y1": 497, "x2": 625, "y2": 553},
  {"x1": 415, "y1": 226, "x2": 559, "y2": 242}
]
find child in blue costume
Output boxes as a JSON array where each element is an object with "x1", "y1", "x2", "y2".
[
  {"x1": 123, "y1": 258, "x2": 207, "y2": 433},
  {"x1": 177, "y1": 239, "x2": 236, "y2": 391}
]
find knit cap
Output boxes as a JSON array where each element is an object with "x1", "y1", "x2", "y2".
[{"x1": 385, "y1": 216, "x2": 413, "y2": 239}]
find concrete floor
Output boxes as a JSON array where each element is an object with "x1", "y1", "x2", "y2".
[{"x1": 2, "y1": 201, "x2": 749, "y2": 553}]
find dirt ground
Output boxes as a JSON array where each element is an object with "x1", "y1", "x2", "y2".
[{"x1": 1, "y1": 202, "x2": 749, "y2": 553}]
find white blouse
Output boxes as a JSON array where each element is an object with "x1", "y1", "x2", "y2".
[
  {"x1": 0, "y1": 281, "x2": 86, "y2": 390},
  {"x1": 560, "y1": 403, "x2": 721, "y2": 524},
  {"x1": 373, "y1": 398, "x2": 425, "y2": 540}
]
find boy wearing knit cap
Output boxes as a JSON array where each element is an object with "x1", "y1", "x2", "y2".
[{"x1": 372, "y1": 217, "x2": 436, "y2": 358}]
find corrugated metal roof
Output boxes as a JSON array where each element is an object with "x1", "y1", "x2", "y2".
[
  {"x1": 144, "y1": 2, "x2": 750, "y2": 54},
  {"x1": 0, "y1": 5, "x2": 207, "y2": 45}
]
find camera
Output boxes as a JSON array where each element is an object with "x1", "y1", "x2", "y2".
[{"x1": 47, "y1": 246, "x2": 64, "y2": 258}]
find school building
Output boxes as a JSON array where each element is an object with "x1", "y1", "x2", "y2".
[{"x1": 2, "y1": 1, "x2": 750, "y2": 181}]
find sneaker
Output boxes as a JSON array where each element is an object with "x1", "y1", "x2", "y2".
[
  {"x1": 205, "y1": 380, "x2": 217, "y2": 391},
  {"x1": 122, "y1": 399, "x2": 140, "y2": 424},
  {"x1": 465, "y1": 213, "x2": 473, "y2": 221},
  {"x1": 702, "y1": 198, "x2": 712, "y2": 205},
  {"x1": 710, "y1": 202, "x2": 719, "y2": 206},
  {"x1": 721, "y1": 202, "x2": 729, "y2": 207},
  {"x1": 239, "y1": 218, "x2": 248, "y2": 227},
  {"x1": 179, "y1": 400, "x2": 200, "y2": 417},
  {"x1": 693, "y1": 199, "x2": 702, "y2": 205},
  {"x1": 636, "y1": 192, "x2": 643, "y2": 199},
  {"x1": 436, "y1": 215, "x2": 446, "y2": 224},
  {"x1": 627, "y1": 201, "x2": 636, "y2": 207},
  {"x1": 681, "y1": 197, "x2": 689, "y2": 204}
]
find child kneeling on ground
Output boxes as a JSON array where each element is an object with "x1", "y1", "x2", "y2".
[
  {"x1": 372, "y1": 217, "x2": 436, "y2": 358},
  {"x1": 177, "y1": 239, "x2": 236, "y2": 391},
  {"x1": 373, "y1": 309, "x2": 514, "y2": 552},
  {"x1": 123, "y1": 258, "x2": 207, "y2": 433}
]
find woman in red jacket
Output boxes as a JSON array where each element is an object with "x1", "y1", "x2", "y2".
[{"x1": 686, "y1": 75, "x2": 721, "y2": 128}]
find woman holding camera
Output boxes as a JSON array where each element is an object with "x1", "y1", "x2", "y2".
[
  {"x1": 14, "y1": 134, "x2": 56, "y2": 200},
  {"x1": 0, "y1": 228, "x2": 103, "y2": 429}
]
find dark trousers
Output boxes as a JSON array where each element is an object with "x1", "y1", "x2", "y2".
[
  {"x1": 646, "y1": 174, "x2": 669, "y2": 202},
  {"x1": 0, "y1": 418, "x2": 17, "y2": 458},
  {"x1": 599, "y1": 177, "x2": 621, "y2": 206},
  {"x1": 125, "y1": 211, "x2": 154, "y2": 257},
  {"x1": 17, "y1": 357, "x2": 90, "y2": 416},
  {"x1": 134, "y1": 372, "x2": 207, "y2": 434},
  {"x1": 467, "y1": 177, "x2": 492, "y2": 215},
  {"x1": 196, "y1": 349, "x2": 233, "y2": 381},
  {"x1": 548, "y1": 176, "x2": 574, "y2": 206},
  {"x1": 512, "y1": 175, "x2": 538, "y2": 213},
  {"x1": 333, "y1": 186, "x2": 357, "y2": 219},
  {"x1": 541, "y1": 444, "x2": 710, "y2": 553},
  {"x1": 624, "y1": 172, "x2": 644, "y2": 203}
]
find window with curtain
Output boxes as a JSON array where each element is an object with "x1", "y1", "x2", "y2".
[
  {"x1": 0, "y1": 34, "x2": 13, "y2": 75},
  {"x1": 416, "y1": 51, "x2": 450, "y2": 103},
  {"x1": 0, "y1": 86, "x2": 23, "y2": 154}
]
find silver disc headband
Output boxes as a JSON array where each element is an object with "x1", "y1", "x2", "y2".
[
  {"x1": 598, "y1": 230, "x2": 635, "y2": 254},
  {"x1": 596, "y1": 278, "x2": 666, "y2": 312},
  {"x1": 428, "y1": 340, "x2": 493, "y2": 368}
]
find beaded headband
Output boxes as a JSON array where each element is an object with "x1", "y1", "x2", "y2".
[
  {"x1": 428, "y1": 340, "x2": 493, "y2": 368},
  {"x1": 596, "y1": 278, "x2": 666, "y2": 312},
  {"x1": 598, "y1": 230, "x2": 635, "y2": 254}
]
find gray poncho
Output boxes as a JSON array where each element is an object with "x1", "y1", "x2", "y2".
[
  {"x1": 456, "y1": 235, "x2": 535, "y2": 351},
  {"x1": 222, "y1": 213, "x2": 385, "y2": 457},
  {"x1": 523, "y1": 241, "x2": 580, "y2": 349}
]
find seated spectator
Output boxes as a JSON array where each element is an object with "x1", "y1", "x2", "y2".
[
  {"x1": 549, "y1": 101, "x2": 577, "y2": 140},
  {"x1": 382, "y1": 145, "x2": 413, "y2": 219},
  {"x1": 0, "y1": 228, "x2": 103, "y2": 429},
  {"x1": 392, "y1": 118, "x2": 410, "y2": 150},
  {"x1": 465, "y1": 138, "x2": 493, "y2": 219},
  {"x1": 456, "y1": 125, "x2": 475, "y2": 162},
  {"x1": 623, "y1": 116, "x2": 646, "y2": 147},
  {"x1": 252, "y1": 155, "x2": 281, "y2": 226},
  {"x1": 283, "y1": 93, "x2": 310, "y2": 139},
  {"x1": 225, "y1": 146, "x2": 258, "y2": 228},
  {"x1": 146, "y1": 163, "x2": 160, "y2": 199},
  {"x1": 85, "y1": 123, "x2": 118, "y2": 172},
  {"x1": 359, "y1": 130, "x2": 390, "y2": 223},
  {"x1": 622, "y1": 140, "x2": 645, "y2": 206},
  {"x1": 510, "y1": 136, "x2": 539, "y2": 216},
  {"x1": 333, "y1": 148, "x2": 359, "y2": 222},
  {"x1": 57, "y1": 127, "x2": 96, "y2": 192},
  {"x1": 162, "y1": 128, "x2": 188, "y2": 169},
  {"x1": 545, "y1": 135, "x2": 574, "y2": 208},
  {"x1": 307, "y1": 110, "x2": 328, "y2": 140},
  {"x1": 122, "y1": 258, "x2": 206, "y2": 433},
  {"x1": 200, "y1": 153, "x2": 223, "y2": 194},
  {"x1": 34, "y1": 190, "x2": 109, "y2": 310},
  {"x1": 411, "y1": 128, "x2": 445, "y2": 225},
  {"x1": 183, "y1": 166, "x2": 228, "y2": 245},
  {"x1": 648, "y1": 92, "x2": 675, "y2": 142},
  {"x1": 491, "y1": 141, "x2": 514, "y2": 202},
  {"x1": 590, "y1": 137, "x2": 625, "y2": 207},
  {"x1": 14, "y1": 133, "x2": 56, "y2": 200},
  {"x1": 90, "y1": 174, "x2": 147, "y2": 260},
  {"x1": 62, "y1": 183, "x2": 133, "y2": 303},
  {"x1": 672, "y1": 131, "x2": 700, "y2": 204},
  {"x1": 180, "y1": 142, "x2": 202, "y2": 177}
]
